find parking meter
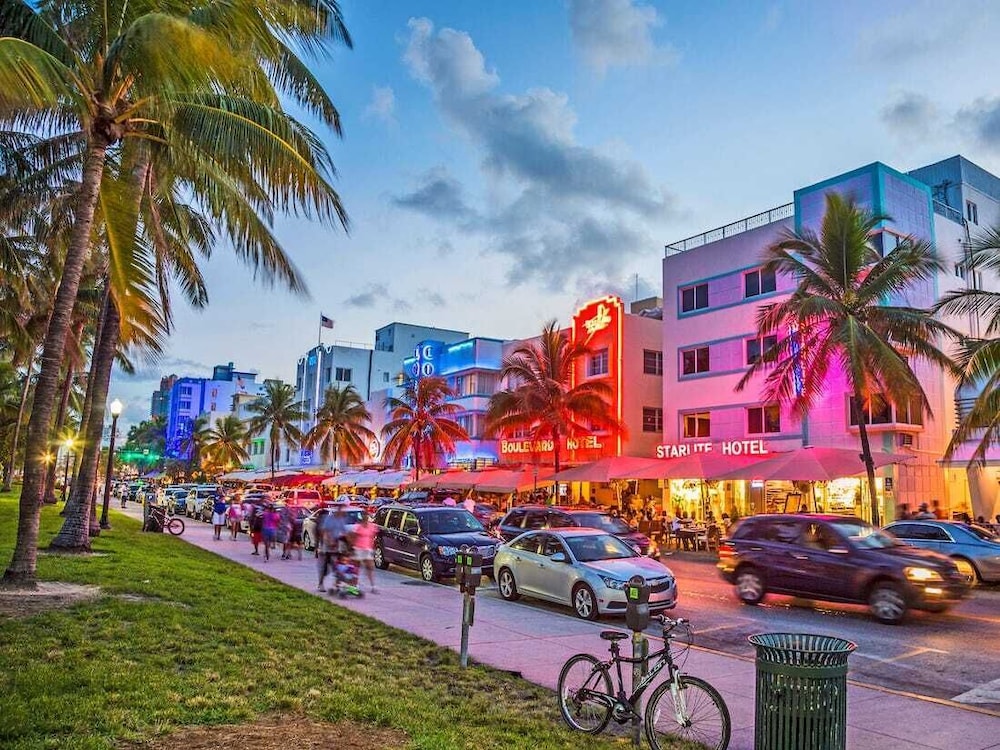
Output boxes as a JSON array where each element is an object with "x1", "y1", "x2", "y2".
[
  {"x1": 456, "y1": 545, "x2": 470, "y2": 593},
  {"x1": 466, "y1": 548, "x2": 483, "y2": 595},
  {"x1": 625, "y1": 575, "x2": 650, "y2": 632}
]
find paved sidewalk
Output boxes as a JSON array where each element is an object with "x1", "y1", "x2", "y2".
[{"x1": 123, "y1": 506, "x2": 1000, "y2": 750}]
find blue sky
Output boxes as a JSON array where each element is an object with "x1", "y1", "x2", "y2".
[{"x1": 114, "y1": 0, "x2": 1000, "y2": 427}]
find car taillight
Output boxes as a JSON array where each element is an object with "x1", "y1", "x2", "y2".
[{"x1": 718, "y1": 541, "x2": 736, "y2": 559}]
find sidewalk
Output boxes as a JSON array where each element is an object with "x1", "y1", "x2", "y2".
[{"x1": 124, "y1": 506, "x2": 1000, "y2": 750}]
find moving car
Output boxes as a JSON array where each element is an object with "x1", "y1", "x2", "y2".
[
  {"x1": 494, "y1": 528, "x2": 677, "y2": 620},
  {"x1": 280, "y1": 488, "x2": 322, "y2": 508},
  {"x1": 885, "y1": 519, "x2": 1000, "y2": 585},
  {"x1": 372, "y1": 505, "x2": 498, "y2": 582},
  {"x1": 718, "y1": 514, "x2": 968, "y2": 624},
  {"x1": 496, "y1": 506, "x2": 654, "y2": 555},
  {"x1": 301, "y1": 506, "x2": 365, "y2": 552}
]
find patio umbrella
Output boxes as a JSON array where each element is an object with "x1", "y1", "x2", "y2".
[
  {"x1": 612, "y1": 453, "x2": 766, "y2": 480},
  {"x1": 473, "y1": 468, "x2": 555, "y2": 494},
  {"x1": 550, "y1": 456, "x2": 662, "y2": 483},
  {"x1": 712, "y1": 446, "x2": 913, "y2": 482}
]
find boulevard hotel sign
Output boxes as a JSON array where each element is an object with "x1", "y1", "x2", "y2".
[{"x1": 655, "y1": 439, "x2": 770, "y2": 459}]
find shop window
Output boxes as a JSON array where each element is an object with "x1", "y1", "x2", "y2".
[
  {"x1": 588, "y1": 348, "x2": 609, "y2": 376},
  {"x1": 680, "y1": 283, "x2": 709, "y2": 313},
  {"x1": 642, "y1": 407, "x2": 663, "y2": 433},
  {"x1": 744, "y1": 268, "x2": 777, "y2": 298},
  {"x1": 746, "y1": 335, "x2": 778, "y2": 365},
  {"x1": 748, "y1": 405, "x2": 781, "y2": 434},
  {"x1": 681, "y1": 346, "x2": 710, "y2": 376},
  {"x1": 643, "y1": 349, "x2": 663, "y2": 375},
  {"x1": 683, "y1": 412, "x2": 710, "y2": 438}
]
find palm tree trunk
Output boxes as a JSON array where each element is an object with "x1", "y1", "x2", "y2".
[
  {"x1": 552, "y1": 427, "x2": 561, "y2": 506},
  {"x1": 413, "y1": 432, "x2": 421, "y2": 480},
  {"x1": 854, "y1": 388, "x2": 880, "y2": 527},
  {"x1": 1, "y1": 349, "x2": 35, "y2": 492},
  {"x1": 51, "y1": 293, "x2": 119, "y2": 550},
  {"x1": 44, "y1": 362, "x2": 76, "y2": 505},
  {"x1": 3, "y1": 138, "x2": 109, "y2": 587}
]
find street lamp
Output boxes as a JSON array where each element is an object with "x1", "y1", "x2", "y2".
[
  {"x1": 99, "y1": 398, "x2": 123, "y2": 529},
  {"x1": 61, "y1": 436, "x2": 75, "y2": 502}
]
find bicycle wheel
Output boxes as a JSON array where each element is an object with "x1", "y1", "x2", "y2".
[
  {"x1": 165, "y1": 517, "x2": 185, "y2": 536},
  {"x1": 645, "y1": 675, "x2": 730, "y2": 750},
  {"x1": 557, "y1": 654, "x2": 613, "y2": 734}
]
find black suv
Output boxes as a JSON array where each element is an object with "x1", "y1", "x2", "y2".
[
  {"x1": 372, "y1": 504, "x2": 498, "y2": 582},
  {"x1": 718, "y1": 514, "x2": 969, "y2": 624},
  {"x1": 496, "y1": 506, "x2": 653, "y2": 555}
]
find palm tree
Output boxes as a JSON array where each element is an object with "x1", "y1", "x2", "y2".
[
  {"x1": 305, "y1": 385, "x2": 375, "y2": 471},
  {"x1": 245, "y1": 381, "x2": 307, "y2": 478},
  {"x1": 381, "y1": 377, "x2": 469, "y2": 479},
  {"x1": 485, "y1": 322, "x2": 621, "y2": 481},
  {"x1": 202, "y1": 414, "x2": 250, "y2": 473},
  {"x1": 737, "y1": 193, "x2": 957, "y2": 526},
  {"x1": 934, "y1": 225, "x2": 1000, "y2": 463}
]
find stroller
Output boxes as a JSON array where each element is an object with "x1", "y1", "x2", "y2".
[{"x1": 332, "y1": 537, "x2": 363, "y2": 599}]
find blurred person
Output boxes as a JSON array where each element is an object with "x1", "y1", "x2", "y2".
[
  {"x1": 261, "y1": 504, "x2": 280, "y2": 562},
  {"x1": 351, "y1": 511, "x2": 378, "y2": 593},
  {"x1": 226, "y1": 499, "x2": 243, "y2": 540},
  {"x1": 211, "y1": 494, "x2": 228, "y2": 541}
]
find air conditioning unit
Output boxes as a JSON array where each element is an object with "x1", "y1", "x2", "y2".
[{"x1": 897, "y1": 434, "x2": 914, "y2": 448}]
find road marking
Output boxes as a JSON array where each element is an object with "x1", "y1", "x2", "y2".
[
  {"x1": 953, "y1": 678, "x2": 1000, "y2": 705},
  {"x1": 855, "y1": 646, "x2": 949, "y2": 666}
]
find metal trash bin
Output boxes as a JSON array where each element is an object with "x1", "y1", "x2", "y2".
[{"x1": 748, "y1": 633, "x2": 856, "y2": 750}]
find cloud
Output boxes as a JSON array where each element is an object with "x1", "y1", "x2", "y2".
[
  {"x1": 343, "y1": 283, "x2": 388, "y2": 308},
  {"x1": 881, "y1": 92, "x2": 938, "y2": 139},
  {"x1": 958, "y1": 97, "x2": 1000, "y2": 153},
  {"x1": 567, "y1": 0, "x2": 676, "y2": 75},
  {"x1": 418, "y1": 288, "x2": 447, "y2": 307},
  {"x1": 401, "y1": 18, "x2": 678, "y2": 288},
  {"x1": 363, "y1": 85, "x2": 396, "y2": 125}
]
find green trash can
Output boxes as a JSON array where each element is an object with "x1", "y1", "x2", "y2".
[{"x1": 748, "y1": 633, "x2": 856, "y2": 750}]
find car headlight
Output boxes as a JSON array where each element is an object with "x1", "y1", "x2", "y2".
[
  {"x1": 905, "y1": 566, "x2": 943, "y2": 582},
  {"x1": 437, "y1": 545, "x2": 458, "y2": 557},
  {"x1": 599, "y1": 575, "x2": 627, "y2": 590}
]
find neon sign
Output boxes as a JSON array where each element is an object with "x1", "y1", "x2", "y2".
[
  {"x1": 500, "y1": 435, "x2": 604, "y2": 455},
  {"x1": 655, "y1": 439, "x2": 769, "y2": 459},
  {"x1": 582, "y1": 303, "x2": 613, "y2": 337}
]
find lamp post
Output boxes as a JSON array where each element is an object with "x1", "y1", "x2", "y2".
[
  {"x1": 100, "y1": 398, "x2": 123, "y2": 529},
  {"x1": 61, "y1": 437, "x2": 75, "y2": 502}
]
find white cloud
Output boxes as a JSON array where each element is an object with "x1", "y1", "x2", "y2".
[
  {"x1": 363, "y1": 85, "x2": 397, "y2": 125},
  {"x1": 567, "y1": 0, "x2": 677, "y2": 75}
]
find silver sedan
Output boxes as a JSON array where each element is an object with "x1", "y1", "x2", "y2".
[
  {"x1": 885, "y1": 520, "x2": 1000, "y2": 584},
  {"x1": 494, "y1": 528, "x2": 677, "y2": 620}
]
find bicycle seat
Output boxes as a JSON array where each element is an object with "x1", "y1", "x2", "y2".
[{"x1": 600, "y1": 631, "x2": 628, "y2": 642}]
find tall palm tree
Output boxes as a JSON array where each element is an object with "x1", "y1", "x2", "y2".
[
  {"x1": 202, "y1": 414, "x2": 250, "y2": 473},
  {"x1": 305, "y1": 385, "x2": 375, "y2": 471},
  {"x1": 934, "y1": 225, "x2": 1000, "y2": 463},
  {"x1": 381, "y1": 377, "x2": 468, "y2": 479},
  {"x1": 245, "y1": 381, "x2": 306, "y2": 478},
  {"x1": 737, "y1": 193, "x2": 957, "y2": 526},
  {"x1": 485, "y1": 321, "x2": 621, "y2": 481}
]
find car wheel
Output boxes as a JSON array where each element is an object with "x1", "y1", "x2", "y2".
[
  {"x1": 735, "y1": 567, "x2": 766, "y2": 605},
  {"x1": 572, "y1": 583, "x2": 599, "y2": 621},
  {"x1": 497, "y1": 568, "x2": 520, "y2": 601},
  {"x1": 302, "y1": 531, "x2": 312, "y2": 552},
  {"x1": 869, "y1": 581, "x2": 907, "y2": 625},
  {"x1": 952, "y1": 557, "x2": 980, "y2": 587},
  {"x1": 419, "y1": 554, "x2": 437, "y2": 583},
  {"x1": 374, "y1": 542, "x2": 390, "y2": 570}
]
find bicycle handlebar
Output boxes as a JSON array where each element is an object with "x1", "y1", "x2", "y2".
[{"x1": 657, "y1": 615, "x2": 689, "y2": 634}]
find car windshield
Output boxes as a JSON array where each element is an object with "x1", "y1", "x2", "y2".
[
  {"x1": 423, "y1": 510, "x2": 484, "y2": 534},
  {"x1": 965, "y1": 523, "x2": 1000, "y2": 542},
  {"x1": 565, "y1": 533, "x2": 637, "y2": 562},
  {"x1": 831, "y1": 520, "x2": 897, "y2": 549},
  {"x1": 574, "y1": 513, "x2": 632, "y2": 534}
]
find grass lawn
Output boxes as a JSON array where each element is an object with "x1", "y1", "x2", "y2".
[{"x1": 0, "y1": 498, "x2": 637, "y2": 750}]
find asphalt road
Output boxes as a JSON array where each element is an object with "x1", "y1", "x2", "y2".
[{"x1": 479, "y1": 554, "x2": 1000, "y2": 709}]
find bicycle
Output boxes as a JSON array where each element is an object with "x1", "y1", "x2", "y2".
[
  {"x1": 146, "y1": 504, "x2": 185, "y2": 536},
  {"x1": 557, "y1": 615, "x2": 730, "y2": 750}
]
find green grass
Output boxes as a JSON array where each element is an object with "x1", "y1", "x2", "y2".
[{"x1": 0, "y1": 498, "x2": 634, "y2": 750}]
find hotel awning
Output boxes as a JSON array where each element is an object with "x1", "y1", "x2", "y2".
[
  {"x1": 711, "y1": 446, "x2": 914, "y2": 482},
  {"x1": 550, "y1": 456, "x2": 665, "y2": 483},
  {"x1": 611, "y1": 453, "x2": 765, "y2": 480}
]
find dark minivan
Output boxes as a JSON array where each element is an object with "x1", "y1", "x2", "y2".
[
  {"x1": 372, "y1": 505, "x2": 498, "y2": 582},
  {"x1": 718, "y1": 514, "x2": 968, "y2": 624},
  {"x1": 496, "y1": 506, "x2": 654, "y2": 555}
]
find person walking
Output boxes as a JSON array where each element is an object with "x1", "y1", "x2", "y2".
[
  {"x1": 211, "y1": 494, "x2": 228, "y2": 541},
  {"x1": 351, "y1": 512, "x2": 378, "y2": 593},
  {"x1": 278, "y1": 505, "x2": 293, "y2": 560},
  {"x1": 226, "y1": 499, "x2": 243, "y2": 540},
  {"x1": 248, "y1": 505, "x2": 263, "y2": 555},
  {"x1": 318, "y1": 503, "x2": 348, "y2": 591},
  {"x1": 261, "y1": 504, "x2": 280, "y2": 561}
]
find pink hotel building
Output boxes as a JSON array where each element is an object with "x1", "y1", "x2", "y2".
[{"x1": 661, "y1": 156, "x2": 1000, "y2": 524}]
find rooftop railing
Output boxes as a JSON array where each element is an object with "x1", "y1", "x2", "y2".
[
  {"x1": 932, "y1": 200, "x2": 964, "y2": 224},
  {"x1": 665, "y1": 202, "x2": 794, "y2": 255}
]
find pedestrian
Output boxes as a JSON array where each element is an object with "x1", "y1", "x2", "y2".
[
  {"x1": 914, "y1": 503, "x2": 936, "y2": 520},
  {"x1": 351, "y1": 511, "x2": 378, "y2": 593},
  {"x1": 261, "y1": 503, "x2": 280, "y2": 562},
  {"x1": 318, "y1": 503, "x2": 349, "y2": 591},
  {"x1": 249, "y1": 505, "x2": 263, "y2": 555},
  {"x1": 897, "y1": 503, "x2": 911, "y2": 520},
  {"x1": 289, "y1": 508, "x2": 304, "y2": 561},
  {"x1": 211, "y1": 494, "x2": 228, "y2": 540},
  {"x1": 226, "y1": 500, "x2": 243, "y2": 540},
  {"x1": 443, "y1": 496, "x2": 457, "y2": 506},
  {"x1": 277, "y1": 505, "x2": 292, "y2": 559},
  {"x1": 462, "y1": 494, "x2": 476, "y2": 515},
  {"x1": 932, "y1": 499, "x2": 945, "y2": 520}
]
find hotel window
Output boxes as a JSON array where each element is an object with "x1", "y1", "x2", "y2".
[
  {"x1": 748, "y1": 405, "x2": 781, "y2": 434},
  {"x1": 681, "y1": 346, "x2": 710, "y2": 375},
  {"x1": 967, "y1": 200, "x2": 978, "y2": 225},
  {"x1": 680, "y1": 283, "x2": 708, "y2": 313},
  {"x1": 643, "y1": 349, "x2": 663, "y2": 375},
  {"x1": 848, "y1": 394, "x2": 892, "y2": 425},
  {"x1": 588, "y1": 348, "x2": 609, "y2": 376},
  {"x1": 744, "y1": 267, "x2": 777, "y2": 298},
  {"x1": 642, "y1": 407, "x2": 663, "y2": 433},
  {"x1": 683, "y1": 412, "x2": 711, "y2": 438},
  {"x1": 334, "y1": 367, "x2": 352, "y2": 382},
  {"x1": 746, "y1": 334, "x2": 778, "y2": 365}
]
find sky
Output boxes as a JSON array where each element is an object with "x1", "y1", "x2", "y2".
[{"x1": 113, "y1": 0, "x2": 1000, "y2": 428}]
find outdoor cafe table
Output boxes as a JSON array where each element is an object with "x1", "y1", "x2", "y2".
[{"x1": 675, "y1": 525, "x2": 707, "y2": 550}]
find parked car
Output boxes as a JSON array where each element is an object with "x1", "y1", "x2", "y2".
[
  {"x1": 472, "y1": 502, "x2": 502, "y2": 528},
  {"x1": 187, "y1": 485, "x2": 221, "y2": 520},
  {"x1": 718, "y1": 514, "x2": 969, "y2": 624},
  {"x1": 495, "y1": 506, "x2": 654, "y2": 555},
  {"x1": 494, "y1": 528, "x2": 677, "y2": 620},
  {"x1": 396, "y1": 490, "x2": 436, "y2": 505},
  {"x1": 335, "y1": 493, "x2": 370, "y2": 506},
  {"x1": 164, "y1": 487, "x2": 191, "y2": 514},
  {"x1": 372, "y1": 505, "x2": 498, "y2": 582},
  {"x1": 281, "y1": 488, "x2": 322, "y2": 508},
  {"x1": 884, "y1": 519, "x2": 1000, "y2": 585},
  {"x1": 301, "y1": 506, "x2": 365, "y2": 552}
]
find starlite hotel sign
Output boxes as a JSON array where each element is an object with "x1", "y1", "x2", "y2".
[{"x1": 655, "y1": 439, "x2": 770, "y2": 459}]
